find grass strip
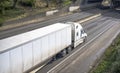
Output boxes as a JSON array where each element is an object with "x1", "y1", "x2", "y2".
[{"x1": 92, "y1": 34, "x2": 120, "y2": 73}]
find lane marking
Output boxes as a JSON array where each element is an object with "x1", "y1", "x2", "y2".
[
  {"x1": 33, "y1": 14, "x2": 101, "y2": 73},
  {"x1": 77, "y1": 13, "x2": 101, "y2": 24},
  {"x1": 0, "y1": 13, "x2": 101, "y2": 31},
  {"x1": 30, "y1": 64, "x2": 46, "y2": 73},
  {"x1": 29, "y1": 13, "x2": 101, "y2": 73}
]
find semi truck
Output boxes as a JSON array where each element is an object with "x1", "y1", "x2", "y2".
[{"x1": 0, "y1": 22, "x2": 87, "y2": 73}]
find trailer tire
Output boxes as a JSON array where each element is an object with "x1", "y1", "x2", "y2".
[
  {"x1": 52, "y1": 56, "x2": 56, "y2": 61},
  {"x1": 61, "y1": 49, "x2": 67, "y2": 57}
]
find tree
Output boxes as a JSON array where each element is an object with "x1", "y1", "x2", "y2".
[
  {"x1": 45, "y1": 0, "x2": 50, "y2": 7},
  {"x1": 0, "y1": 0, "x2": 10, "y2": 14},
  {"x1": 71, "y1": 0, "x2": 77, "y2": 3},
  {"x1": 12, "y1": 0, "x2": 18, "y2": 8}
]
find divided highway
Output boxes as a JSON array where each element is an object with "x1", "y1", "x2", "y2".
[
  {"x1": 0, "y1": 8, "x2": 120, "y2": 73},
  {"x1": 57, "y1": 19, "x2": 120, "y2": 73},
  {"x1": 0, "y1": 12, "x2": 92, "y2": 39},
  {"x1": 0, "y1": 8, "x2": 108, "y2": 39},
  {"x1": 36, "y1": 11, "x2": 120, "y2": 73}
]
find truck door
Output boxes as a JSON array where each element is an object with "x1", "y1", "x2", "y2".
[
  {"x1": 74, "y1": 24, "x2": 84, "y2": 47},
  {"x1": 75, "y1": 25, "x2": 81, "y2": 41}
]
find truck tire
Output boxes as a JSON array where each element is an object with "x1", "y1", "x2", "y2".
[
  {"x1": 67, "y1": 46, "x2": 72, "y2": 54},
  {"x1": 83, "y1": 36, "x2": 87, "y2": 43}
]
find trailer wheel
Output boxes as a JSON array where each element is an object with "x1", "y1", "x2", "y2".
[
  {"x1": 52, "y1": 56, "x2": 56, "y2": 61},
  {"x1": 61, "y1": 49, "x2": 67, "y2": 57},
  {"x1": 67, "y1": 46, "x2": 72, "y2": 54}
]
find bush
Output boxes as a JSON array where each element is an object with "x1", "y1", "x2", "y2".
[
  {"x1": 63, "y1": 0, "x2": 72, "y2": 6},
  {"x1": 92, "y1": 34, "x2": 120, "y2": 73},
  {"x1": 0, "y1": 18, "x2": 4, "y2": 27},
  {"x1": 0, "y1": 0, "x2": 11, "y2": 14},
  {"x1": 110, "y1": 61, "x2": 120, "y2": 73},
  {"x1": 20, "y1": 0, "x2": 35, "y2": 7},
  {"x1": 93, "y1": 60, "x2": 109, "y2": 73}
]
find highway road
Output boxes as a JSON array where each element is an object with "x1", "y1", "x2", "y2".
[
  {"x1": 0, "y1": 7, "x2": 120, "y2": 73},
  {"x1": 35, "y1": 10, "x2": 120, "y2": 73},
  {"x1": 0, "y1": 8, "x2": 109, "y2": 39},
  {"x1": 54, "y1": 17, "x2": 120, "y2": 73},
  {"x1": 0, "y1": 11, "x2": 91, "y2": 39}
]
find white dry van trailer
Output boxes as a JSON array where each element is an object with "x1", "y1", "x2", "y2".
[{"x1": 0, "y1": 22, "x2": 87, "y2": 73}]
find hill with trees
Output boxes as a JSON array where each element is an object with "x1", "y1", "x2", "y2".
[{"x1": 0, "y1": 0, "x2": 77, "y2": 26}]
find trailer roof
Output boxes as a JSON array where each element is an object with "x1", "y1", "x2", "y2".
[{"x1": 0, "y1": 23, "x2": 70, "y2": 53}]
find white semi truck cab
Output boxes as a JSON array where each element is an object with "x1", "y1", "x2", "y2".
[{"x1": 66, "y1": 22, "x2": 87, "y2": 48}]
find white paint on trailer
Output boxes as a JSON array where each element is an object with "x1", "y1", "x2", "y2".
[
  {"x1": 0, "y1": 52, "x2": 10, "y2": 73},
  {"x1": 10, "y1": 47, "x2": 23, "y2": 73},
  {"x1": 0, "y1": 23, "x2": 71, "y2": 73},
  {"x1": 0, "y1": 23, "x2": 70, "y2": 53},
  {"x1": 49, "y1": 33, "x2": 56, "y2": 57},
  {"x1": 56, "y1": 31, "x2": 62, "y2": 53},
  {"x1": 33, "y1": 39, "x2": 42, "y2": 66},
  {"x1": 22, "y1": 42, "x2": 33, "y2": 72},
  {"x1": 66, "y1": 27, "x2": 72, "y2": 46},
  {"x1": 41, "y1": 36, "x2": 49, "y2": 61},
  {"x1": 61, "y1": 29, "x2": 67, "y2": 49}
]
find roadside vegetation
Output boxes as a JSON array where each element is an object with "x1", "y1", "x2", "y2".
[
  {"x1": 0, "y1": 0, "x2": 77, "y2": 27},
  {"x1": 91, "y1": 34, "x2": 120, "y2": 73}
]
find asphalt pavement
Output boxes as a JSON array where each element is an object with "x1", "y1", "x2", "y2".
[
  {"x1": 57, "y1": 19, "x2": 120, "y2": 73},
  {"x1": 0, "y1": 12, "x2": 92, "y2": 39},
  {"x1": 1, "y1": 8, "x2": 120, "y2": 73},
  {"x1": 36, "y1": 10, "x2": 120, "y2": 73},
  {"x1": 0, "y1": 8, "x2": 108, "y2": 39}
]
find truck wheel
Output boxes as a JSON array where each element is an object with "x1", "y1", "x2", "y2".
[
  {"x1": 61, "y1": 49, "x2": 67, "y2": 57},
  {"x1": 67, "y1": 46, "x2": 72, "y2": 54},
  {"x1": 83, "y1": 37, "x2": 87, "y2": 43}
]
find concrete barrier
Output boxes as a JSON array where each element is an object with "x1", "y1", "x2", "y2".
[
  {"x1": 69, "y1": 6, "x2": 80, "y2": 12},
  {"x1": 116, "y1": 8, "x2": 120, "y2": 10},
  {"x1": 46, "y1": 10, "x2": 59, "y2": 16}
]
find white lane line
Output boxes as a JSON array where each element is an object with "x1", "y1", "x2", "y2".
[
  {"x1": 30, "y1": 64, "x2": 46, "y2": 73},
  {"x1": 29, "y1": 13, "x2": 101, "y2": 73},
  {"x1": 47, "y1": 22, "x2": 114, "y2": 73},
  {"x1": 77, "y1": 13, "x2": 101, "y2": 23}
]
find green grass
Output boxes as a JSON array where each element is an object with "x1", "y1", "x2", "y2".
[
  {"x1": 2, "y1": 8, "x2": 24, "y2": 19},
  {"x1": 0, "y1": 8, "x2": 24, "y2": 27},
  {"x1": 0, "y1": 0, "x2": 72, "y2": 27},
  {"x1": 63, "y1": 0, "x2": 72, "y2": 6},
  {"x1": 92, "y1": 34, "x2": 120, "y2": 73},
  {"x1": 0, "y1": 18, "x2": 4, "y2": 26}
]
